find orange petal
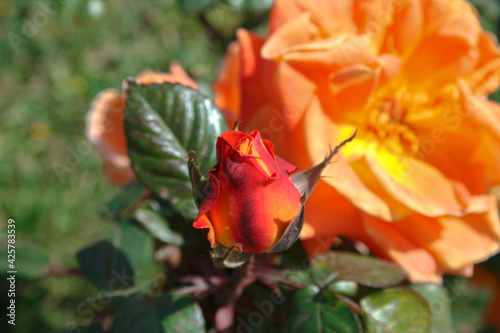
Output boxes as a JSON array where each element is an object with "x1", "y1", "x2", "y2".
[
  {"x1": 458, "y1": 83, "x2": 500, "y2": 185},
  {"x1": 276, "y1": 34, "x2": 377, "y2": 68},
  {"x1": 135, "y1": 62, "x2": 199, "y2": 89},
  {"x1": 393, "y1": 197, "x2": 500, "y2": 271},
  {"x1": 362, "y1": 143, "x2": 463, "y2": 217},
  {"x1": 168, "y1": 62, "x2": 199, "y2": 89},
  {"x1": 213, "y1": 41, "x2": 242, "y2": 123},
  {"x1": 236, "y1": 29, "x2": 276, "y2": 127},
  {"x1": 301, "y1": 235, "x2": 337, "y2": 259},
  {"x1": 402, "y1": 0, "x2": 481, "y2": 88},
  {"x1": 267, "y1": 0, "x2": 304, "y2": 34},
  {"x1": 262, "y1": 13, "x2": 320, "y2": 61},
  {"x1": 193, "y1": 214, "x2": 217, "y2": 248},
  {"x1": 86, "y1": 89, "x2": 134, "y2": 187},
  {"x1": 270, "y1": 62, "x2": 316, "y2": 129},
  {"x1": 353, "y1": 0, "x2": 394, "y2": 52},
  {"x1": 329, "y1": 64, "x2": 380, "y2": 115},
  {"x1": 304, "y1": 96, "x2": 394, "y2": 221},
  {"x1": 270, "y1": 0, "x2": 357, "y2": 36},
  {"x1": 362, "y1": 213, "x2": 442, "y2": 283},
  {"x1": 422, "y1": 0, "x2": 480, "y2": 46},
  {"x1": 389, "y1": 0, "x2": 423, "y2": 55},
  {"x1": 376, "y1": 54, "x2": 402, "y2": 83},
  {"x1": 459, "y1": 81, "x2": 500, "y2": 141},
  {"x1": 466, "y1": 58, "x2": 500, "y2": 97},
  {"x1": 300, "y1": 180, "x2": 362, "y2": 241}
]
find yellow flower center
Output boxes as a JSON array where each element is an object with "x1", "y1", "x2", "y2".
[{"x1": 364, "y1": 78, "x2": 428, "y2": 156}]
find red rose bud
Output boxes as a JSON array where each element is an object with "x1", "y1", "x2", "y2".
[
  {"x1": 191, "y1": 129, "x2": 356, "y2": 263},
  {"x1": 193, "y1": 130, "x2": 302, "y2": 254}
]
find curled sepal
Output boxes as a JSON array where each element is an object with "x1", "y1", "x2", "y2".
[
  {"x1": 212, "y1": 244, "x2": 254, "y2": 268},
  {"x1": 292, "y1": 131, "x2": 357, "y2": 201},
  {"x1": 267, "y1": 203, "x2": 305, "y2": 253},
  {"x1": 188, "y1": 151, "x2": 209, "y2": 208}
]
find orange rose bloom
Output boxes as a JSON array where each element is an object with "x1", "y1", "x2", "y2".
[
  {"x1": 194, "y1": 130, "x2": 302, "y2": 253},
  {"x1": 86, "y1": 62, "x2": 198, "y2": 186},
  {"x1": 213, "y1": 0, "x2": 500, "y2": 282}
]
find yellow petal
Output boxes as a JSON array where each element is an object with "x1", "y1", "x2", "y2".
[{"x1": 305, "y1": 97, "x2": 395, "y2": 220}]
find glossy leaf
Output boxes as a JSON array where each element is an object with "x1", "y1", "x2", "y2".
[
  {"x1": 313, "y1": 251, "x2": 407, "y2": 288},
  {"x1": 77, "y1": 219, "x2": 161, "y2": 290},
  {"x1": 411, "y1": 284, "x2": 453, "y2": 333},
  {"x1": 112, "y1": 292, "x2": 205, "y2": 333},
  {"x1": 327, "y1": 281, "x2": 358, "y2": 297},
  {"x1": 100, "y1": 180, "x2": 146, "y2": 220},
  {"x1": 54, "y1": 324, "x2": 104, "y2": 333},
  {"x1": 289, "y1": 286, "x2": 362, "y2": 332},
  {"x1": 77, "y1": 240, "x2": 134, "y2": 291},
  {"x1": 124, "y1": 82, "x2": 227, "y2": 219},
  {"x1": 134, "y1": 206, "x2": 184, "y2": 246},
  {"x1": 115, "y1": 219, "x2": 163, "y2": 285},
  {"x1": 224, "y1": 0, "x2": 273, "y2": 12},
  {"x1": 447, "y1": 277, "x2": 491, "y2": 333},
  {"x1": 361, "y1": 288, "x2": 432, "y2": 333}
]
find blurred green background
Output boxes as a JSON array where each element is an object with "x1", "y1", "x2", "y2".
[{"x1": 0, "y1": 0, "x2": 499, "y2": 332}]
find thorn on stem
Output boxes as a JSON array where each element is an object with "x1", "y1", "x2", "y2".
[{"x1": 324, "y1": 130, "x2": 357, "y2": 165}]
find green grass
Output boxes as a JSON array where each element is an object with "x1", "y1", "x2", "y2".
[
  {"x1": 0, "y1": 1, "x2": 228, "y2": 331},
  {"x1": 0, "y1": 1, "x2": 270, "y2": 331}
]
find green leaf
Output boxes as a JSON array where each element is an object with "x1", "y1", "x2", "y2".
[
  {"x1": 54, "y1": 324, "x2": 104, "y2": 333},
  {"x1": 114, "y1": 219, "x2": 163, "y2": 285},
  {"x1": 77, "y1": 219, "x2": 161, "y2": 291},
  {"x1": 327, "y1": 280, "x2": 358, "y2": 297},
  {"x1": 100, "y1": 180, "x2": 146, "y2": 220},
  {"x1": 289, "y1": 286, "x2": 362, "y2": 333},
  {"x1": 177, "y1": 0, "x2": 219, "y2": 14},
  {"x1": 313, "y1": 251, "x2": 407, "y2": 288},
  {"x1": 124, "y1": 82, "x2": 228, "y2": 219},
  {"x1": 411, "y1": 284, "x2": 453, "y2": 333},
  {"x1": 77, "y1": 240, "x2": 134, "y2": 291},
  {"x1": 360, "y1": 288, "x2": 432, "y2": 333},
  {"x1": 112, "y1": 292, "x2": 205, "y2": 333},
  {"x1": 134, "y1": 206, "x2": 184, "y2": 246},
  {"x1": 447, "y1": 277, "x2": 491, "y2": 332},
  {"x1": 224, "y1": 0, "x2": 273, "y2": 12}
]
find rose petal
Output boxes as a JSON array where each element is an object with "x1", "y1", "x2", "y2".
[
  {"x1": 86, "y1": 89, "x2": 134, "y2": 186},
  {"x1": 280, "y1": 34, "x2": 377, "y2": 68},
  {"x1": 353, "y1": 0, "x2": 394, "y2": 52},
  {"x1": 262, "y1": 13, "x2": 320, "y2": 61},
  {"x1": 329, "y1": 64, "x2": 380, "y2": 115},
  {"x1": 393, "y1": 195, "x2": 500, "y2": 270},
  {"x1": 270, "y1": 62, "x2": 317, "y2": 129},
  {"x1": 213, "y1": 42, "x2": 242, "y2": 123},
  {"x1": 305, "y1": 97, "x2": 395, "y2": 221},
  {"x1": 363, "y1": 143, "x2": 464, "y2": 217},
  {"x1": 236, "y1": 29, "x2": 276, "y2": 126},
  {"x1": 135, "y1": 63, "x2": 199, "y2": 89},
  {"x1": 268, "y1": 0, "x2": 304, "y2": 34},
  {"x1": 402, "y1": 0, "x2": 481, "y2": 88},
  {"x1": 363, "y1": 213, "x2": 442, "y2": 283},
  {"x1": 389, "y1": 0, "x2": 423, "y2": 55},
  {"x1": 300, "y1": 180, "x2": 361, "y2": 240},
  {"x1": 193, "y1": 214, "x2": 217, "y2": 248}
]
